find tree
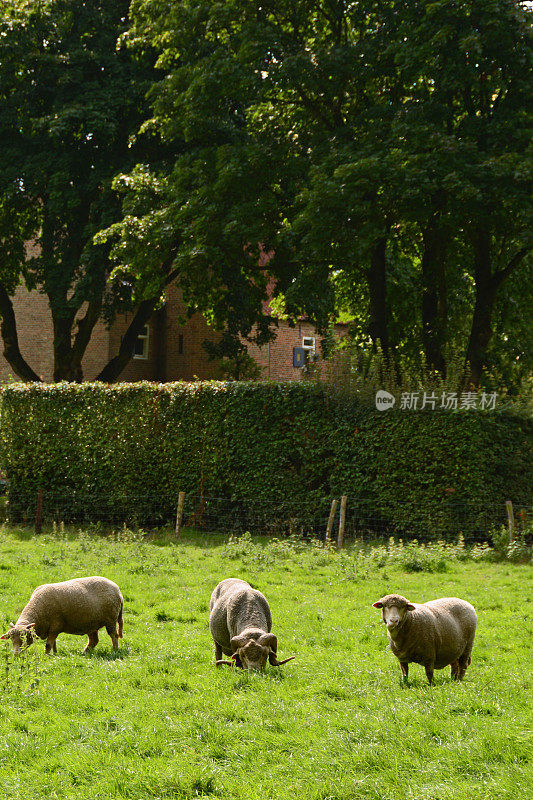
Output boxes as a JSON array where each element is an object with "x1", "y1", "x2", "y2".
[
  {"x1": 0, "y1": 0, "x2": 172, "y2": 382},
  {"x1": 122, "y1": 0, "x2": 531, "y2": 388},
  {"x1": 394, "y1": 0, "x2": 532, "y2": 385}
]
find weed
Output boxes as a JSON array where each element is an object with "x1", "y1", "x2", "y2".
[
  {"x1": 492, "y1": 524, "x2": 532, "y2": 563},
  {"x1": 1, "y1": 637, "x2": 41, "y2": 694}
]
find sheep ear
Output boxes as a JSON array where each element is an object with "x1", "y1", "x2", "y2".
[
  {"x1": 406, "y1": 603, "x2": 415, "y2": 611},
  {"x1": 0, "y1": 630, "x2": 12, "y2": 640},
  {"x1": 372, "y1": 601, "x2": 383, "y2": 608}
]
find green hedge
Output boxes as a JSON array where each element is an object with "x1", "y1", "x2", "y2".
[{"x1": 0, "y1": 382, "x2": 530, "y2": 537}]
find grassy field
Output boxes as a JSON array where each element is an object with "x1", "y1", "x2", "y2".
[{"x1": 0, "y1": 526, "x2": 530, "y2": 800}]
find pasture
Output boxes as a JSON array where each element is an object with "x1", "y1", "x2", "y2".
[{"x1": 0, "y1": 527, "x2": 531, "y2": 800}]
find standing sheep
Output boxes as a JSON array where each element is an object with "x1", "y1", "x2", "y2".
[
  {"x1": 372, "y1": 593, "x2": 477, "y2": 684},
  {"x1": 1, "y1": 576, "x2": 124, "y2": 655},
  {"x1": 209, "y1": 578, "x2": 295, "y2": 670}
]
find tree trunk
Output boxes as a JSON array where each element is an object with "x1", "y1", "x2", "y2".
[
  {"x1": 464, "y1": 228, "x2": 496, "y2": 387},
  {"x1": 465, "y1": 236, "x2": 530, "y2": 387},
  {"x1": 95, "y1": 299, "x2": 157, "y2": 382},
  {"x1": 154, "y1": 305, "x2": 167, "y2": 382},
  {"x1": 51, "y1": 297, "x2": 104, "y2": 382},
  {"x1": 421, "y1": 218, "x2": 447, "y2": 376},
  {"x1": 51, "y1": 303, "x2": 81, "y2": 381},
  {"x1": 367, "y1": 236, "x2": 390, "y2": 357},
  {"x1": 0, "y1": 283, "x2": 42, "y2": 381}
]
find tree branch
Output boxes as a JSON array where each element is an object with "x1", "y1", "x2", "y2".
[
  {"x1": 492, "y1": 246, "x2": 530, "y2": 288},
  {"x1": 70, "y1": 295, "x2": 104, "y2": 365},
  {"x1": 95, "y1": 263, "x2": 180, "y2": 383},
  {"x1": 95, "y1": 298, "x2": 158, "y2": 383}
]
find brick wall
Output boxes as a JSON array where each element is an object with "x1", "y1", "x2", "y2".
[
  {"x1": 0, "y1": 276, "x2": 345, "y2": 383},
  {"x1": 163, "y1": 283, "x2": 220, "y2": 380},
  {"x1": 247, "y1": 320, "x2": 349, "y2": 381}
]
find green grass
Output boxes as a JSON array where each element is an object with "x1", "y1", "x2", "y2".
[{"x1": 0, "y1": 526, "x2": 531, "y2": 800}]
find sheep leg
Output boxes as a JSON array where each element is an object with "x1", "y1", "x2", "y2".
[
  {"x1": 106, "y1": 624, "x2": 119, "y2": 650},
  {"x1": 450, "y1": 660, "x2": 460, "y2": 680},
  {"x1": 457, "y1": 651, "x2": 472, "y2": 681},
  {"x1": 214, "y1": 642, "x2": 223, "y2": 663},
  {"x1": 83, "y1": 631, "x2": 99, "y2": 654},
  {"x1": 424, "y1": 664, "x2": 434, "y2": 685},
  {"x1": 400, "y1": 662, "x2": 409, "y2": 681},
  {"x1": 45, "y1": 634, "x2": 58, "y2": 655}
]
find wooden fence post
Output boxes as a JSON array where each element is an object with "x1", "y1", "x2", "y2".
[
  {"x1": 337, "y1": 495, "x2": 347, "y2": 550},
  {"x1": 35, "y1": 488, "x2": 44, "y2": 535},
  {"x1": 175, "y1": 491, "x2": 185, "y2": 538},
  {"x1": 326, "y1": 498, "x2": 339, "y2": 544},
  {"x1": 505, "y1": 500, "x2": 515, "y2": 543}
]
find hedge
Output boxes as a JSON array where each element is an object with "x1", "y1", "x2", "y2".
[{"x1": 0, "y1": 381, "x2": 530, "y2": 538}]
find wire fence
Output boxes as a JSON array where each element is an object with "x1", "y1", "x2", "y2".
[{"x1": 3, "y1": 488, "x2": 531, "y2": 544}]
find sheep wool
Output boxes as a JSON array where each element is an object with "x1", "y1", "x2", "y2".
[
  {"x1": 209, "y1": 578, "x2": 294, "y2": 671},
  {"x1": 1, "y1": 576, "x2": 124, "y2": 655},
  {"x1": 373, "y1": 594, "x2": 477, "y2": 684}
]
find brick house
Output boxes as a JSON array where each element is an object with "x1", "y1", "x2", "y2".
[{"x1": 0, "y1": 280, "x2": 347, "y2": 382}]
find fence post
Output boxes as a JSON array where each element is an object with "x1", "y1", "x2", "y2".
[
  {"x1": 337, "y1": 495, "x2": 347, "y2": 550},
  {"x1": 35, "y1": 488, "x2": 44, "y2": 535},
  {"x1": 326, "y1": 498, "x2": 339, "y2": 544},
  {"x1": 505, "y1": 500, "x2": 515, "y2": 543},
  {"x1": 175, "y1": 491, "x2": 185, "y2": 538}
]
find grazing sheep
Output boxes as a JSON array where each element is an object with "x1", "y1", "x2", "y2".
[
  {"x1": 1, "y1": 576, "x2": 124, "y2": 655},
  {"x1": 209, "y1": 578, "x2": 295, "y2": 670},
  {"x1": 372, "y1": 594, "x2": 477, "y2": 684}
]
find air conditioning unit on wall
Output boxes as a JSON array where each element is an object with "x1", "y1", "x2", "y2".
[{"x1": 293, "y1": 347, "x2": 306, "y2": 368}]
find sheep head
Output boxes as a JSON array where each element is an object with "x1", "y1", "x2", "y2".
[
  {"x1": 216, "y1": 632, "x2": 295, "y2": 671},
  {"x1": 373, "y1": 594, "x2": 415, "y2": 631},
  {"x1": 0, "y1": 624, "x2": 37, "y2": 654}
]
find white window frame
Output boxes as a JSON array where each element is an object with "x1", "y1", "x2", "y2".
[
  {"x1": 133, "y1": 324, "x2": 150, "y2": 360},
  {"x1": 302, "y1": 336, "x2": 316, "y2": 351}
]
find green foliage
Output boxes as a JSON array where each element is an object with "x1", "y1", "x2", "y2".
[
  {"x1": 0, "y1": 382, "x2": 530, "y2": 537},
  {"x1": 319, "y1": 342, "x2": 533, "y2": 416},
  {"x1": 491, "y1": 522, "x2": 533, "y2": 564},
  {"x1": 0, "y1": 526, "x2": 531, "y2": 800},
  {"x1": 215, "y1": 353, "x2": 262, "y2": 381},
  {"x1": 120, "y1": 0, "x2": 532, "y2": 388},
  {"x1": 0, "y1": 0, "x2": 158, "y2": 381},
  {"x1": 1, "y1": 633, "x2": 41, "y2": 695}
]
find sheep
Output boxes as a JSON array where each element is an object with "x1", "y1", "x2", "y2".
[
  {"x1": 1, "y1": 576, "x2": 124, "y2": 655},
  {"x1": 209, "y1": 578, "x2": 295, "y2": 670},
  {"x1": 372, "y1": 593, "x2": 477, "y2": 684}
]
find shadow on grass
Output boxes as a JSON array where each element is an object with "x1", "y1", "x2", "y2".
[
  {"x1": 85, "y1": 645, "x2": 132, "y2": 661},
  {"x1": 399, "y1": 674, "x2": 467, "y2": 689},
  {"x1": 228, "y1": 667, "x2": 288, "y2": 692},
  {"x1": 1, "y1": 523, "x2": 230, "y2": 549},
  {"x1": 2, "y1": 526, "x2": 36, "y2": 541}
]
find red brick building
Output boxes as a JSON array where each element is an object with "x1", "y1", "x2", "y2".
[{"x1": 0, "y1": 280, "x2": 346, "y2": 383}]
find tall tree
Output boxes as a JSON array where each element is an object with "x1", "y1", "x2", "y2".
[
  {"x1": 394, "y1": 0, "x2": 532, "y2": 385},
  {"x1": 117, "y1": 0, "x2": 532, "y2": 387},
  {"x1": 0, "y1": 0, "x2": 172, "y2": 382}
]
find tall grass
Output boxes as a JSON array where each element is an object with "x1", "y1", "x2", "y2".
[{"x1": 0, "y1": 525, "x2": 530, "y2": 800}]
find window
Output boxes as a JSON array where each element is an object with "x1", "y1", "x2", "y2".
[
  {"x1": 302, "y1": 336, "x2": 315, "y2": 350},
  {"x1": 133, "y1": 325, "x2": 150, "y2": 360}
]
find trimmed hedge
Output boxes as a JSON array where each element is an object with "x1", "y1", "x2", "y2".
[{"x1": 0, "y1": 382, "x2": 530, "y2": 537}]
